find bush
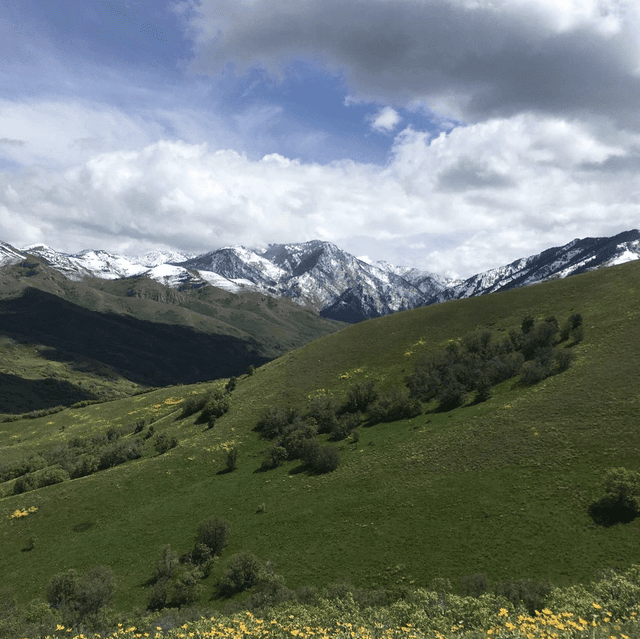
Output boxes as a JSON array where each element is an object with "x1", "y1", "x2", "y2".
[
  {"x1": 225, "y1": 376, "x2": 238, "y2": 393},
  {"x1": 13, "y1": 473, "x2": 38, "y2": 495},
  {"x1": 71, "y1": 455, "x2": 99, "y2": 479},
  {"x1": 198, "y1": 390, "x2": 230, "y2": 424},
  {"x1": 98, "y1": 439, "x2": 143, "y2": 470},
  {"x1": 37, "y1": 466, "x2": 69, "y2": 488},
  {"x1": 367, "y1": 388, "x2": 422, "y2": 424},
  {"x1": 589, "y1": 467, "x2": 640, "y2": 526},
  {"x1": 260, "y1": 446, "x2": 288, "y2": 471},
  {"x1": 493, "y1": 578, "x2": 552, "y2": 615},
  {"x1": 195, "y1": 517, "x2": 230, "y2": 556},
  {"x1": 47, "y1": 566, "x2": 114, "y2": 627},
  {"x1": 179, "y1": 394, "x2": 210, "y2": 419},
  {"x1": 307, "y1": 396, "x2": 340, "y2": 434},
  {"x1": 280, "y1": 419, "x2": 318, "y2": 458},
  {"x1": 218, "y1": 551, "x2": 264, "y2": 597},
  {"x1": 154, "y1": 432, "x2": 178, "y2": 455},
  {"x1": 305, "y1": 443, "x2": 340, "y2": 474},
  {"x1": 343, "y1": 381, "x2": 378, "y2": 414},
  {"x1": 255, "y1": 407, "x2": 301, "y2": 440},
  {"x1": 152, "y1": 546, "x2": 180, "y2": 583},
  {"x1": 436, "y1": 377, "x2": 467, "y2": 411},
  {"x1": 224, "y1": 447, "x2": 238, "y2": 473},
  {"x1": 330, "y1": 413, "x2": 361, "y2": 441}
]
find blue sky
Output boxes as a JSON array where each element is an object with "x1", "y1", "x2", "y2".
[{"x1": 1, "y1": 0, "x2": 639, "y2": 276}]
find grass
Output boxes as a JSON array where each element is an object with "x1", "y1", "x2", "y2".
[{"x1": 0, "y1": 260, "x2": 639, "y2": 616}]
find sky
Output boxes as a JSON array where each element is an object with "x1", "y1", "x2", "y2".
[{"x1": 1, "y1": 0, "x2": 640, "y2": 278}]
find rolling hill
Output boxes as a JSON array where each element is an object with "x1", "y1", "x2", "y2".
[
  {"x1": 0, "y1": 258, "x2": 639, "y2": 618},
  {"x1": 0, "y1": 257, "x2": 342, "y2": 414}
]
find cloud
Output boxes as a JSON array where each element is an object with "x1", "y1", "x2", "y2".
[
  {"x1": 368, "y1": 106, "x2": 402, "y2": 133},
  {"x1": 2, "y1": 112, "x2": 640, "y2": 277},
  {"x1": 187, "y1": 0, "x2": 640, "y2": 129}
]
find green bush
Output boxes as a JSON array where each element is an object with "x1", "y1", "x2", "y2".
[
  {"x1": 224, "y1": 447, "x2": 238, "y2": 473},
  {"x1": 218, "y1": 551, "x2": 264, "y2": 597},
  {"x1": 279, "y1": 419, "x2": 318, "y2": 458},
  {"x1": 47, "y1": 566, "x2": 114, "y2": 628},
  {"x1": 343, "y1": 381, "x2": 378, "y2": 414},
  {"x1": 304, "y1": 442, "x2": 340, "y2": 474},
  {"x1": 330, "y1": 413, "x2": 361, "y2": 441},
  {"x1": 198, "y1": 389, "x2": 230, "y2": 424},
  {"x1": 306, "y1": 396, "x2": 340, "y2": 434},
  {"x1": 367, "y1": 387, "x2": 422, "y2": 424},
  {"x1": 589, "y1": 467, "x2": 640, "y2": 526},
  {"x1": 98, "y1": 439, "x2": 143, "y2": 470},
  {"x1": 195, "y1": 517, "x2": 230, "y2": 556},
  {"x1": 152, "y1": 546, "x2": 180, "y2": 583},
  {"x1": 153, "y1": 432, "x2": 178, "y2": 455},
  {"x1": 255, "y1": 407, "x2": 301, "y2": 440}
]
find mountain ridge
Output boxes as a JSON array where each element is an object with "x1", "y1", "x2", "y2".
[{"x1": 3, "y1": 230, "x2": 639, "y2": 322}]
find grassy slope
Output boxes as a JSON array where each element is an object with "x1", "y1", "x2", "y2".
[
  {"x1": 0, "y1": 261, "x2": 639, "y2": 612},
  {"x1": 0, "y1": 260, "x2": 341, "y2": 413}
]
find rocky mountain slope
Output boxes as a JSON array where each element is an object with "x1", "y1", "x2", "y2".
[{"x1": 2, "y1": 230, "x2": 639, "y2": 322}]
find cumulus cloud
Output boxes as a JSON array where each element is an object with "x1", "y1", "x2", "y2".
[
  {"x1": 186, "y1": 0, "x2": 640, "y2": 129},
  {"x1": 2, "y1": 112, "x2": 640, "y2": 277},
  {"x1": 368, "y1": 106, "x2": 402, "y2": 133}
]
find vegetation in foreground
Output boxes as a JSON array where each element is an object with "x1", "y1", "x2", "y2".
[{"x1": 4, "y1": 564, "x2": 640, "y2": 638}]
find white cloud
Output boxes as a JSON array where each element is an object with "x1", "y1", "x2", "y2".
[
  {"x1": 2, "y1": 112, "x2": 640, "y2": 277},
  {"x1": 368, "y1": 106, "x2": 402, "y2": 133}
]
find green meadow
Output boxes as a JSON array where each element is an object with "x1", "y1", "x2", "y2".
[{"x1": 0, "y1": 259, "x2": 639, "y2": 628}]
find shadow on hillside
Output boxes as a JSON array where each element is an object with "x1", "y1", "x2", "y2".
[
  {"x1": 0, "y1": 287, "x2": 270, "y2": 393},
  {"x1": 588, "y1": 497, "x2": 639, "y2": 527},
  {"x1": 0, "y1": 371, "x2": 98, "y2": 414}
]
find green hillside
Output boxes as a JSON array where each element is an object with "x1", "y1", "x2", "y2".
[
  {"x1": 0, "y1": 258, "x2": 341, "y2": 413},
  {"x1": 1, "y1": 259, "x2": 639, "y2": 618}
]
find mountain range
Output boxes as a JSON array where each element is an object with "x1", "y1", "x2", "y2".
[{"x1": 2, "y1": 229, "x2": 639, "y2": 322}]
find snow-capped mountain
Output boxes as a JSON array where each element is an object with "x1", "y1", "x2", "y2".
[
  {"x1": 22, "y1": 245, "x2": 148, "y2": 280},
  {"x1": 3, "y1": 230, "x2": 639, "y2": 323},
  {"x1": 433, "y1": 230, "x2": 640, "y2": 304}
]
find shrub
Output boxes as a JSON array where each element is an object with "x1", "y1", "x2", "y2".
[
  {"x1": 47, "y1": 566, "x2": 114, "y2": 627},
  {"x1": 218, "y1": 551, "x2": 263, "y2": 597},
  {"x1": 460, "y1": 573, "x2": 489, "y2": 598},
  {"x1": 260, "y1": 446, "x2": 288, "y2": 471},
  {"x1": 179, "y1": 394, "x2": 210, "y2": 419},
  {"x1": 307, "y1": 396, "x2": 340, "y2": 434},
  {"x1": 494, "y1": 578, "x2": 553, "y2": 615},
  {"x1": 152, "y1": 546, "x2": 180, "y2": 583},
  {"x1": 154, "y1": 432, "x2": 178, "y2": 455},
  {"x1": 71, "y1": 455, "x2": 99, "y2": 479},
  {"x1": 589, "y1": 467, "x2": 640, "y2": 526},
  {"x1": 367, "y1": 387, "x2": 422, "y2": 424},
  {"x1": 436, "y1": 377, "x2": 467, "y2": 411},
  {"x1": 198, "y1": 390, "x2": 230, "y2": 424},
  {"x1": 330, "y1": 413, "x2": 361, "y2": 441},
  {"x1": 13, "y1": 473, "x2": 38, "y2": 495},
  {"x1": 306, "y1": 444, "x2": 340, "y2": 474},
  {"x1": 98, "y1": 439, "x2": 143, "y2": 470},
  {"x1": 255, "y1": 407, "x2": 301, "y2": 440},
  {"x1": 519, "y1": 359, "x2": 549, "y2": 385},
  {"x1": 171, "y1": 567, "x2": 204, "y2": 608},
  {"x1": 224, "y1": 447, "x2": 238, "y2": 473},
  {"x1": 225, "y1": 376, "x2": 238, "y2": 393},
  {"x1": 280, "y1": 419, "x2": 318, "y2": 458},
  {"x1": 195, "y1": 517, "x2": 230, "y2": 556},
  {"x1": 343, "y1": 381, "x2": 378, "y2": 414},
  {"x1": 36, "y1": 466, "x2": 69, "y2": 488}
]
